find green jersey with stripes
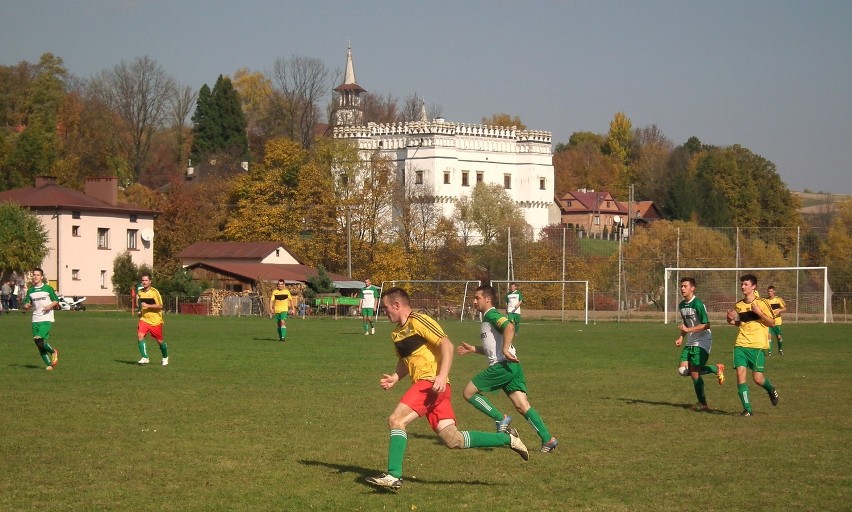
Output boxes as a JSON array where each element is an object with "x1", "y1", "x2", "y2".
[
  {"x1": 481, "y1": 307, "x2": 517, "y2": 366},
  {"x1": 359, "y1": 285, "x2": 380, "y2": 310},
  {"x1": 24, "y1": 283, "x2": 60, "y2": 323},
  {"x1": 678, "y1": 296, "x2": 712, "y2": 353}
]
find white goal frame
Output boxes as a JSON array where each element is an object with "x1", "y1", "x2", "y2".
[
  {"x1": 379, "y1": 280, "x2": 481, "y2": 322},
  {"x1": 664, "y1": 266, "x2": 830, "y2": 324},
  {"x1": 490, "y1": 279, "x2": 590, "y2": 324}
]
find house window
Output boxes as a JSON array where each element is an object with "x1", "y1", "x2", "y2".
[
  {"x1": 130, "y1": 214, "x2": 138, "y2": 223},
  {"x1": 567, "y1": 200, "x2": 573, "y2": 207},
  {"x1": 594, "y1": 215, "x2": 601, "y2": 225},
  {"x1": 72, "y1": 225, "x2": 80, "y2": 237},
  {"x1": 97, "y1": 228, "x2": 109, "y2": 249},
  {"x1": 72, "y1": 269, "x2": 80, "y2": 280},
  {"x1": 503, "y1": 174, "x2": 512, "y2": 189},
  {"x1": 540, "y1": 178, "x2": 546, "y2": 190},
  {"x1": 127, "y1": 229, "x2": 138, "y2": 250},
  {"x1": 100, "y1": 270, "x2": 107, "y2": 289},
  {"x1": 415, "y1": 170, "x2": 424, "y2": 185},
  {"x1": 462, "y1": 171, "x2": 469, "y2": 187},
  {"x1": 606, "y1": 201, "x2": 611, "y2": 208},
  {"x1": 443, "y1": 171, "x2": 450, "y2": 185},
  {"x1": 476, "y1": 172, "x2": 484, "y2": 183},
  {"x1": 72, "y1": 211, "x2": 81, "y2": 219}
]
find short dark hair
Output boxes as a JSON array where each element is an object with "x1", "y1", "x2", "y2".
[
  {"x1": 475, "y1": 284, "x2": 498, "y2": 303},
  {"x1": 277, "y1": 279, "x2": 286, "y2": 284},
  {"x1": 680, "y1": 277, "x2": 696, "y2": 287},
  {"x1": 32, "y1": 267, "x2": 44, "y2": 275},
  {"x1": 767, "y1": 285, "x2": 776, "y2": 291},
  {"x1": 740, "y1": 274, "x2": 758, "y2": 286},
  {"x1": 381, "y1": 286, "x2": 410, "y2": 305},
  {"x1": 140, "y1": 273, "x2": 151, "y2": 280}
]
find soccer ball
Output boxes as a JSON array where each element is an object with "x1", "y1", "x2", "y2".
[{"x1": 678, "y1": 366, "x2": 689, "y2": 377}]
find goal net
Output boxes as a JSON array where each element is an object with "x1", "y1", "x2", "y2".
[
  {"x1": 489, "y1": 280, "x2": 590, "y2": 324},
  {"x1": 379, "y1": 280, "x2": 481, "y2": 322},
  {"x1": 663, "y1": 267, "x2": 831, "y2": 324}
]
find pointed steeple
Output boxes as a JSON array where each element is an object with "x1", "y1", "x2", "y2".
[{"x1": 333, "y1": 42, "x2": 366, "y2": 127}]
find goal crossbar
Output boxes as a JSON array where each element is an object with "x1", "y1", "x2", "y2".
[
  {"x1": 490, "y1": 279, "x2": 590, "y2": 324},
  {"x1": 664, "y1": 266, "x2": 829, "y2": 324}
]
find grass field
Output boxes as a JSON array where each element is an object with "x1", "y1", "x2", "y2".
[{"x1": 1, "y1": 312, "x2": 850, "y2": 511}]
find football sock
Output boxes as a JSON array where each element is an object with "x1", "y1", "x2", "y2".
[
  {"x1": 38, "y1": 348, "x2": 51, "y2": 366},
  {"x1": 693, "y1": 376, "x2": 706, "y2": 405},
  {"x1": 524, "y1": 407, "x2": 552, "y2": 443},
  {"x1": 778, "y1": 338, "x2": 783, "y2": 351},
  {"x1": 281, "y1": 326, "x2": 287, "y2": 339},
  {"x1": 387, "y1": 429, "x2": 407, "y2": 478},
  {"x1": 467, "y1": 394, "x2": 504, "y2": 422},
  {"x1": 700, "y1": 365, "x2": 718, "y2": 375},
  {"x1": 159, "y1": 341, "x2": 168, "y2": 358},
  {"x1": 738, "y1": 383, "x2": 751, "y2": 412},
  {"x1": 761, "y1": 378, "x2": 775, "y2": 393},
  {"x1": 277, "y1": 324, "x2": 283, "y2": 338},
  {"x1": 138, "y1": 341, "x2": 148, "y2": 358},
  {"x1": 465, "y1": 430, "x2": 510, "y2": 448},
  {"x1": 363, "y1": 321, "x2": 369, "y2": 333}
]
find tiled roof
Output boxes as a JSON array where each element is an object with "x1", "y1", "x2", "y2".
[
  {"x1": 0, "y1": 184, "x2": 156, "y2": 215},
  {"x1": 186, "y1": 262, "x2": 350, "y2": 284},
  {"x1": 179, "y1": 241, "x2": 302, "y2": 262}
]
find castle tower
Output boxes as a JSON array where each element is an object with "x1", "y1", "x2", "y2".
[{"x1": 333, "y1": 43, "x2": 366, "y2": 127}]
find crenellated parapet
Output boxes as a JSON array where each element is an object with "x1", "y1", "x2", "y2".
[{"x1": 333, "y1": 119, "x2": 552, "y2": 153}]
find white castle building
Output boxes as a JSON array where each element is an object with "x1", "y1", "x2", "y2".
[{"x1": 331, "y1": 46, "x2": 555, "y2": 232}]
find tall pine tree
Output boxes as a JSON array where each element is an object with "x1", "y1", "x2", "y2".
[{"x1": 190, "y1": 75, "x2": 248, "y2": 163}]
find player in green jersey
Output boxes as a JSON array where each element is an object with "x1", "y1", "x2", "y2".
[
  {"x1": 22, "y1": 268, "x2": 60, "y2": 370},
  {"x1": 457, "y1": 284, "x2": 558, "y2": 452},
  {"x1": 359, "y1": 278, "x2": 380, "y2": 335},
  {"x1": 674, "y1": 277, "x2": 725, "y2": 411},
  {"x1": 504, "y1": 282, "x2": 523, "y2": 333}
]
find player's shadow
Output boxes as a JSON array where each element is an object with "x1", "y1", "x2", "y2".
[
  {"x1": 299, "y1": 459, "x2": 494, "y2": 491},
  {"x1": 251, "y1": 337, "x2": 281, "y2": 341},
  {"x1": 612, "y1": 397, "x2": 735, "y2": 415},
  {"x1": 114, "y1": 359, "x2": 142, "y2": 365},
  {"x1": 8, "y1": 363, "x2": 42, "y2": 370}
]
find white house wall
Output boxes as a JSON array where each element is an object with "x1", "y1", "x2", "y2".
[{"x1": 39, "y1": 209, "x2": 154, "y2": 302}]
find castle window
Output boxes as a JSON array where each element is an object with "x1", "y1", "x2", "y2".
[
  {"x1": 443, "y1": 172, "x2": 450, "y2": 185},
  {"x1": 503, "y1": 174, "x2": 512, "y2": 189},
  {"x1": 462, "y1": 171, "x2": 469, "y2": 187},
  {"x1": 476, "y1": 172, "x2": 484, "y2": 183},
  {"x1": 540, "y1": 178, "x2": 546, "y2": 190},
  {"x1": 415, "y1": 171, "x2": 424, "y2": 185}
]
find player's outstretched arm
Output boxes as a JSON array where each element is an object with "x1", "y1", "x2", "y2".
[{"x1": 457, "y1": 342, "x2": 481, "y2": 356}]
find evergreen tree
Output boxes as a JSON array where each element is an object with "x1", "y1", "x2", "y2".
[{"x1": 190, "y1": 75, "x2": 248, "y2": 163}]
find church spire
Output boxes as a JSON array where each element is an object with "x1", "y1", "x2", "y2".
[
  {"x1": 333, "y1": 42, "x2": 366, "y2": 127},
  {"x1": 344, "y1": 41, "x2": 357, "y2": 85}
]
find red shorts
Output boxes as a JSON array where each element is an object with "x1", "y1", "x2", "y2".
[
  {"x1": 138, "y1": 321, "x2": 164, "y2": 342},
  {"x1": 400, "y1": 380, "x2": 456, "y2": 430}
]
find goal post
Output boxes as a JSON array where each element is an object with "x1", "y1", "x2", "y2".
[
  {"x1": 378, "y1": 280, "x2": 481, "y2": 322},
  {"x1": 489, "y1": 280, "x2": 590, "y2": 324},
  {"x1": 663, "y1": 266, "x2": 831, "y2": 324}
]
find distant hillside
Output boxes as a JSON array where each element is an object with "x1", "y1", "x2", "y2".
[{"x1": 794, "y1": 191, "x2": 851, "y2": 213}]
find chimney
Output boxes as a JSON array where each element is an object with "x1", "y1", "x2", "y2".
[
  {"x1": 84, "y1": 177, "x2": 118, "y2": 206},
  {"x1": 35, "y1": 176, "x2": 58, "y2": 188}
]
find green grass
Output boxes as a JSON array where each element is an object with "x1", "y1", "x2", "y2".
[
  {"x1": 1, "y1": 312, "x2": 850, "y2": 511},
  {"x1": 577, "y1": 236, "x2": 617, "y2": 257}
]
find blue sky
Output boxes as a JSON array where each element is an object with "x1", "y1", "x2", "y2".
[{"x1": 2, "y1": 0, "x2": 850, "y2": 194}]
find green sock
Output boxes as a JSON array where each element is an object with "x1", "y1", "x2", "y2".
[
  {"x1": 160, "y1": 342, "x2": 168, "y2": 358},
  {"x1": 277, "y1": 324, "x2": 283, "y2": 338},
  {"x1": 761, "y1": 378, "x2": 775, "y2": 393},
  {"x1": 281, "y1": 326, "x2": 287, "y2": 339},
  {"x1": 465, "y1": 430, "x2": 510, "y2": 448},
  {"x1": 524, "y1": 407, "x2": 552, "y2": 443},
  {"x1": 693, "y1": 376, "x2": 706, "y2": 404},
  {"x1": 738, "y1": 383, "x2": 751, "y2": 412},
  {"x1": 700, "y1": 365, "x2": 718, "y2": 375},
  {"x1": 467, "y1": 394, "x2": 504, "y2": 422},
  {"x1": 138, "y1": 341, "x2": 148, "y2": 358},
  {"x1": 364, "y1": 322, "x2": 369, "y2": 333},
  {"x1": 778, "y1": 338, "x2": 783, "y2": 351},
  {"x1": 38, "y1": 348, "x2": 51, "y2": 366},
  {"x1": 387, "y1": 429, "x2": 407, "y2": 478}
]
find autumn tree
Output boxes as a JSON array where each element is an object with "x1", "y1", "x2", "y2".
[
  {"x1": 820, "y1": 198, "x2": 852, "y2": 293},
  {"x1": 481, "y1": 113, "x2": 526, "y2": 129},
  {"x1": 552, "y1": 137, "x2": 620, "y2": 197},
  {"x1": 90, "y1": 56, "x2": 176, "y2": 182},
  {"x1": 603, "y1": 111, "x2": 634, "y2": 195},
  {"x1": 0, "y1": 202, "x2": 50, "y2": 278},
  {"x1": 232, "y1": 68, "x2": 274, "y2": 155},
  {"x1": 400, "y1": 92, "x2": 442, "y2": 122},
  {"x1": 268, "y1": 56, "x2": 332, "y2": 147}
]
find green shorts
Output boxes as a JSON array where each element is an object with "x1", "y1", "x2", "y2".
[
  {"x1": 362, "y1": 308, "x2": 375, "y2": 318},
  {"x1": 507, "y1": 312, "x2": 521, "y2": 332},
  {"x1": 471, "y1": 361, "x2": 528, "y2": 395},
  {"x1": 679, "y1": 346, "x2": 710, "y2": 367},
  {"x1": 734, "y1": 346, "x2": 766, "y2": 373},
  {"x1": 274, "y1": 312, "x2": 289, "y2": 322},
  {"x1": 32, "y1": 321, "x2": 53, "y2": 340},
  {"x1": 769, "y1": 325, "x2": 783, "y2": 337}
]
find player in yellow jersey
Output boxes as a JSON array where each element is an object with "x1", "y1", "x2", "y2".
[
  {"x1": 365, "y1": 287, "x2": 529, "y2": 492},
  {"x1": 726, "y1": 274, "x2": 779, "y2": 416},
  {"x1": 269, "y1": 279, "x2": 295, "y2": 342},
  {"x1": 136, "y1": 274, "x2": 167, "y2": 366},
  {"x1": 766, "y1": 285, "x2": 787, "y2": 356}
]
